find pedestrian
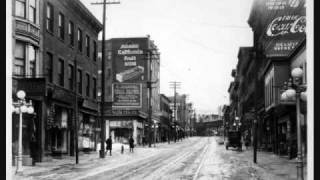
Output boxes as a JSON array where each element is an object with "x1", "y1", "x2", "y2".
[
  {"x1": 129, "y1": 136, "x2": 134, "y2": 153},
  {"x1": 245, "y1": 132, "x2": 250, "y2": 150},
  {"x1": 106, "y1": 136, "x2": 112, "y2": 156},
  {"x1": 29, "y1": 134, "x2": 37, "y2": 166}
]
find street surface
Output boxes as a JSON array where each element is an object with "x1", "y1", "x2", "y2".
[{"x1": 13, "y1": 137, "x2": 301, "y2": 180}]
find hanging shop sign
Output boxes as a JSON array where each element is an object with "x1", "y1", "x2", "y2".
[
  {"x1": 112, "y1": 83, "x2": 142, "y2": 108},
  {"x1": 111, "y1": 38, "x2": 148, "y2": 83}
]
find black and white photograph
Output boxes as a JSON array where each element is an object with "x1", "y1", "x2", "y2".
[{"x1": 6, "y1": 0, "x2": 314, "y2": 179}]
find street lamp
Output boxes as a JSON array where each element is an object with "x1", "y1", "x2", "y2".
[
  {"x1": 280, "y1": 67, "x2": 306, "y2": 180},
  {"x1": 12, "y1": 90, "x2": 34, "y2": 173},
  {"x1": 233, "y1": 116, "x2": 241, "y2": 131}
]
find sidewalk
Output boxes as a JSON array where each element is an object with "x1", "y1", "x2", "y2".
[
  {"x1": 10, "y1": 140, "x2": 190, "y2": 180},
  {"x1": 237, "y1": 147, "x2": 308, "y2": 180}
]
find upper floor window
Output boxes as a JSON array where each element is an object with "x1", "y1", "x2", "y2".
[
  {"x1": 93, "y1": 77, "x2": 97, "y2": 99},
  {"x1": 86, "y1": 73, "x2": 90, "y2": 97},
  {"x1": 29, "y1": 0, "x2": 36, "y2": 23},
  {"x1": 46, "y1": 3, "x2": 54, "y2": 32},
  {"x1": 58, "y1": 59, "x2": 64, "y2": 86},
  {"x1": 68, "y1": 64, "x2": 74, "y2": 90},
  {"x1": 15, "y1": 0, "x2": 26, "y2": 18},
  {"x1": 29, "y1": 45, "x2": 36, "y2": 77},
  {"x1": 58, "y1": 13, "x2": 65, "y2": 40},
  {"x1": 86, "y1": 35, "x2": 90, "y2": 57},
  {"x1": 77, "y1": 69, "x2": 82, "y2": 94},
  {"x1": 77, "y1": 28, "x2": 82, "y2": 52},
  {"x1": 14, "y1": 41, "x2": 26, "y2": 76},
  {"x1": 46, "y1": 52, "x2": 53, "y2": 83},
  {"x1": 93, "y1": 41, "x2": 97, "y2": 61},
  {"x1": 68, "y1": 21, "x2": 74, "y2": 46}
]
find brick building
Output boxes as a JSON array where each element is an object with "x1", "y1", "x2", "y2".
[
  {"x1": 12, "y1": 0, "x2": 102, "y2": 164},
  {"x1": 98, "y1": 36, "x2": 161, "y2": 145}
]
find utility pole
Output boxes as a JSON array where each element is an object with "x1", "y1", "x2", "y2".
[
  {"x1": 169, "y1": 81, "x2": 181, "y2": 142},
  {"x1": 91, "y1": 0, "x2": 120, "y2": 158},
  {"x1": 145, "y1": 47, "x2": 160, "y2": 148},
  {"x1": 147, "y1": 49, "x2": 153, "y2": 148},
  {"x1": 73, "y1": 58, "x2": 79, "y2": 164}
]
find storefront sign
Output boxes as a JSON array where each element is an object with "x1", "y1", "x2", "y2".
[
  {"x1": 112, "y1": 38, "x2": 148, "y2": 83},
  {"x1": 112, "y1": 83, "x2": 142, "y2": 108},
  {"x1": 110, "y1": 120, "x2": 133, "y2": 128}
]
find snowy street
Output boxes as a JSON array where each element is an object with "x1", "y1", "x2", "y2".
[{"x1": 13, "y1": 137, "x2": 305, "y2": 180}]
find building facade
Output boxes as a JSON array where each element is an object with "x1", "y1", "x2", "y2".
[
  {"x1": 99, "y1": 36, "x2": 161, "y2": 145},
  {"x1": 12, "y1": 0, "x2": 102, "y2": 164}
]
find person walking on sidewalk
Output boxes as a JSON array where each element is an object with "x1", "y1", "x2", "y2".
[
  {"x1": 129, "y1": 136, "x2": 134, "y2": 153},
  {"x1": 106, "y1": 136, "x2": 112, "y2": 156}
]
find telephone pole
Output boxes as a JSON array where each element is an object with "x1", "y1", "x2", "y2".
[
  {"x1": 91, "y1": 0, "x2": 120, "y2": 158},
  {"x1": 73, "y1": 58, "x2": 79, "y2": 164},
  {"x1": 169, "y1": 81, "x2": 181, "y2": 142}
]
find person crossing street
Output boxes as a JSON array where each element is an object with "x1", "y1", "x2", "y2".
[{"x1": 129, "y1": 136, "x2": 134, "y2": 153}]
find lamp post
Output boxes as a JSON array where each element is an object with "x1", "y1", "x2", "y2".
[
  {"x1": 280, "y1": 67, "x2": 306, "y2": 180},
  {"x1": 233, "y1": 116, "x2": 241, "y2": 131},
  {"x1": 12, "y1": 90, "x2": 34, "y2": 173}
]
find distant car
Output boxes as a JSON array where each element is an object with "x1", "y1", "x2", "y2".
[{"x1": 225, "y1": 130, "x2": 242, "y2": 150}]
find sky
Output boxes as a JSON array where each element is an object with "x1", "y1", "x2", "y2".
[{"x1": 81, "y1": 0, "x2": 254, "y2": 114}]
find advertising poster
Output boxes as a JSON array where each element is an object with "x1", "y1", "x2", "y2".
[
  {"x1": 112, "y1": 83, "x2": 142, "y2": 108},
  {"x1": 111, "y1": 38, "x2": 148, "y2": 83},
  {"x1": 252, "y1": 0, "x2": 306, "y2": 57}
]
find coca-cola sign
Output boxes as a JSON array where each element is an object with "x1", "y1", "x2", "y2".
[{"x1": 266, "y1": 15, "x2": 306, "y2": 37}]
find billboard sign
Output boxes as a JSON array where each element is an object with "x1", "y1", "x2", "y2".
[
  {"x1": 112, "y1": 83, "x2": 142, "y2": 108},
  {"x1": 111, "y1": 38, "x2": 148, "y2": 83},
  {"x1": 252, "y1": 0, "x2": 306, "y2": 57}
]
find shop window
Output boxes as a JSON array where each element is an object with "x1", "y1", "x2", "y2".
[
  {"x1": 46, "y1": 3, "x2": 53, "y2": 32},
  {"x1": 14, "y1": 41, "x2": 25, "y2": 76},
  {"x1": 15, "y1": 0, "x2": 26, "y2": 18},
  {"x1": 58, "y1": 13, "x2": 65, "y2": 40},
  {"x1": 29, "y1": 0, "x2": 36, "y2": 23}
]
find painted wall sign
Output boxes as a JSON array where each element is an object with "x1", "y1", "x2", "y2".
[
  {"x1": 112, "y1": 83, "x2": 142, "y2": 108},
  {"x1": 111, "y1": 38, "x2": 148, "y2": 83},
  {"x1": 259, "y1": 0, "x2": 306, "y2": 57},
  {"x1": 110, "y1": 120, "x2": 133, "y2": 128}
]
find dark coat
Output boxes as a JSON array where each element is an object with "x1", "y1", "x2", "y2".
[
  {"x1": 129, "y1": 138, "x2": 134, "y2": 148},
  {"x1": 106, "y1": 138, "x2": 112, "y2": 150}
]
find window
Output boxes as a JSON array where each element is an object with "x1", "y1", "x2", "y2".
[
  {"x1": 29, "y1": 0, "x2": 36, "y2": 23},
  {"x1": 68, "y1": 65, "x2": 74, "y2": 90},
  {"x1": 68, "y1": 21, "x2": 74, "y2": 46},
  {"x1": 46, "y1": 52, "x2": 53, "y2": 82},
  {"x1": 86, "y1": 35, "x2": 90, "y2": 57},
  {"x1": 29, "y1": 45, "x2": 36, "y2": 77},
  {"x1": 86, "y1": 73, "x2": 90, "y2": 97},
  {"x1": 77, "y1": 28, "x2": 82, "y2": 52},
  {"x1": 77, "y1": 69, "x2": 82, "y2": 94},
  {"x1": 93, "y1": 77, "x2": 97, "y2": 99},
  {"x1": 93, "y1": 41, "x2": 97, "y2": 61},
  {"x1": 14, "y1": 41, "x2": 25, "y2": 76},
  {"x1": 58, "y1": 59, "x2": 64, "y2": 86},
  {"x1": 58, "y1": 13, "x2": 65, "y2": 39},
  {"x1": 46, "y1": 3, "x2": 53, "y2": 32},
  {"x1": 15, "y1": 0, "x2": 26, "y2": 18}
]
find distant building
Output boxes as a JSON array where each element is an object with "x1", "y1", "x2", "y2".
[{"x1": 98, "y1": 36, "x2": 161, "y2": 145}]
